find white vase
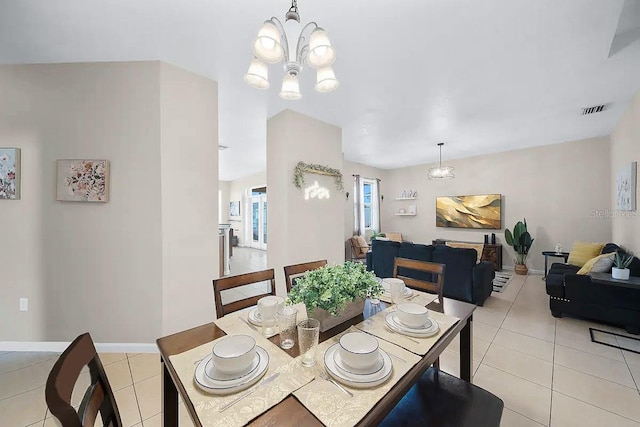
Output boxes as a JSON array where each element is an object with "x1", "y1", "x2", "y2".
[{"x1": 612, "y1": 267, "x2": 630, "y2": 280}]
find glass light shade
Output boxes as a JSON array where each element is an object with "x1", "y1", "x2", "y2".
[
  {"x1": 315, "y1": 66, "x2": 339, "y2": 93},
  {"x1": 307, "y1": 28, "x2": 336, "y2": 69},
  {"x1": 243, "y1": 58, "x2": 270, "y2": 90},
  {"x1": 427, "y1": 165, "x2": 455, "y2": 179},
  {"x1": 252, "y1": 21, "x2": 284, "y2": 64},
  {"x1": 279, "y1": 74, "x2": 302, "y2": 100}
]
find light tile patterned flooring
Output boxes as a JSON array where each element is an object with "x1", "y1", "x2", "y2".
[{"x1": 2, "y1": 273, "x2": 640, "y2": 426}]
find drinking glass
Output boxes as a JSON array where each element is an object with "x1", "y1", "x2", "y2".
[
  {"x1": 257, "y1": 297, "x2": 279, "y2": 337},
  {"x1": 277, "y1": 306, "x2": 298, "y2": 350},
  {"x1": 364, "y1": 297, "x2": 383, "y2": 329},
  {"x1": 390, "y1": 281, "x2": 405, "y2": 309},
  {"x1": 297, "y1": 318, "x2": 320, "y2": 367}
]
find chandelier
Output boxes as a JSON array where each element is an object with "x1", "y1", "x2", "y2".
[
  {"x1": 244, "y1": 0, "x2": 339, "y2": 100},
  {"x1": 427, "y1": 143, "x2": 455, "y2": 179}
]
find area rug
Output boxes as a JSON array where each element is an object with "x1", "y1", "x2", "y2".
[
  {"x1": 492, "y1": 271, "x2": 513, "y2": 293},
  {"x1": 589, "y1": 328, "x2": 640, "y2": 355}
]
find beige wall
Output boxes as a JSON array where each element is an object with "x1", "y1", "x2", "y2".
[
  {"x1": 219, "y1": 180, "x2": 230, "y2": 225},
  {"x1": 267, "y1": 110, "x2": 344, "y2": 294},
  {"x1": 611, "y1": 90, "x2": 640, "y2": 253},
  {"x1": 228, "y1": 171, "x2": 267, "y2": 246},
  {"x1": 382, "y1": 137, "x2": 612, "y2": 271},
  {"x1": 159, "y1": 63, "x2": 218, "y2": 335},
  {"x1": 0, "y1": 62, "x2": 219, "y2": 343}
]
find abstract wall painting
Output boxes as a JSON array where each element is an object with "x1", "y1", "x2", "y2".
[
  {"x1": 0, "y1": 148, "x2": 21, "y2": 200},
  {"x1": 436, "y1": 194, "x2": 501, "y2": 229},
  {"x1": 56, "y1": 159, "x2": 110, "y2": 202},
  {"x1": 230, "y1": 201, "x2": 240, "y2": 217},
  {"x1": 616, "y1": 161, "x2": 637, "y2": 211}
]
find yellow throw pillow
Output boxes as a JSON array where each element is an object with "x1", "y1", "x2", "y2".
[
  {"x1": 446, "y1": 242, "x2": 484, "y2": 264},
  {"x1": 567, "y1": 242, "x2": 605, "y2": 267},
  {"x1": 577, "y1": 252, "x2": 614, "y2": 275}
]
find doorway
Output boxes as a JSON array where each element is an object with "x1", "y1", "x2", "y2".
[{"x1": 249, "y1": 187, "x2": 267, "y2": 250}]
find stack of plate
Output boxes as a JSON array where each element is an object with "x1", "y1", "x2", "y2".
[
  {"x1": 385, "y1": 311, "x2": 440, "y2": 338},
  {"x1": 247, "y1": 307, "x2": 262, "y2": 326},
  {"x1": 379, "y1": 278, "x2": 413, "y2": 299},
  {"x1": 324, "y1": 344, "x2": 393, "y2": 388},
  {"x1": 194, "y1": 347, "x2": 269, "y2": 395}
]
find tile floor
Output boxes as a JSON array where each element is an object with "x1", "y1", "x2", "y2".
[{"x1": 2, "y1": 273, "x2": 640, "y2": 426}]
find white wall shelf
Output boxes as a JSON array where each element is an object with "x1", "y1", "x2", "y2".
[
  {"x1": 395, "y1": 213, "x2": 417, "y2": 216},
  {"x1": 394, "y1": 197, "x2": 416, "y2": 200}
]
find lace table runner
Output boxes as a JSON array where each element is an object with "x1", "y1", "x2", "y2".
[
  {"x1": 293, "y1": 326, "x2": 421, "y2": 427},
  {"x1": 168, "y1": 333, "x2": 313, "y2": 427}
]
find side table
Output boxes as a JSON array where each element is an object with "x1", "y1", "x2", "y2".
[{"x1": 542, "y1": 251, "x2": 570, "y2": 279}]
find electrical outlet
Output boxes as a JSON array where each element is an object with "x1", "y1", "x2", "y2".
[{"x1": 19, "y1": 298, "x2": 28, "y2": 312}]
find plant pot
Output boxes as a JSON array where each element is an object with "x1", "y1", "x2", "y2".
[
  {"x1": 514, "y1": 264, "x2": 528, "y2": 275},
  {"x1": 309, "y1": 298, "x2": 366, "y2": 332},
  {"x1": 612, "y1": 267, "x2": 630, "y2": 280}
]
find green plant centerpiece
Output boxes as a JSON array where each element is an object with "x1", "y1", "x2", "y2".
[
  {"x1": 612, "y1": 250, "x2": 634, "y2": 280},
  {"x1": 504, "y1": 218, "x2": 534, "y2": 275},
  {"x1": 288, "y1": 261, "x2": 383, "y2": 331}
]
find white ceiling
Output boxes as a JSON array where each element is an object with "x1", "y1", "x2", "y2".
[{"x1": 1, "y1": 0, "x2": 639, "y2": 181}]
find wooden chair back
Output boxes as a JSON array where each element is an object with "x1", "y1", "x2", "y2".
[
  {"x1": 46, "y1": 333, "x2": 122, "y2": 427},
  {"x1": 283, "y1": 260, "x2": 328, "y2": 292},
  {"x1": 393, "y1": 257, "x2": 445, "y2": 302},
  {"x1": 213, "y1": 269, "x2": 276, "y2": 318}
]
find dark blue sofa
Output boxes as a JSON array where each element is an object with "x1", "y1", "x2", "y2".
[{"x1": 366, "y1": 239, "x2": 495, "y2": 306}]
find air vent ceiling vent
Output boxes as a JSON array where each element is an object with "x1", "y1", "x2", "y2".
[{"x1": 581, "y1": 104, "x2": 608, "y2": 115}]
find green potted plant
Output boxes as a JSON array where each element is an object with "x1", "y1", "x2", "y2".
[
  {"x1": 612, "y1": 250, "x2": 634, "y2": 280},
  {"x1": 504, "y1": 218, "x2": 534, "y2": 275},
  {"x1": 288, "y1": 261, "x2": 383, "y2": 332}
]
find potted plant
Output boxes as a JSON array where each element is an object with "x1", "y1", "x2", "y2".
[
  {"x1": 288, "y1": 261, "x2": 383, "y2": 332},
  {"x1": 612, "y1": 251, "x2": 634, "y2": 280},
  {"x1": 504, "y1": 218, "x2": 534, "y2": 275},
  {"x1": 370, "y1": 231, "x2": 386, "y2": 241}
]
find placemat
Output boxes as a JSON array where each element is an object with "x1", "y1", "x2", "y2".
[
  {"x1": 378, "y1": 289, "x2": 438, "y2": 307},
  {"x1": 168, "y1": 333, "x2": 314, "y2": 427},
  {"x1": 214, "y1": 303, "x2": 308, "y2": 339},
  {"x1": 354, "y1": 307, "x2": 459, "y2": 356},
  {"x1": 293, "y1": 326, "x2": 421, "y2": 427}
]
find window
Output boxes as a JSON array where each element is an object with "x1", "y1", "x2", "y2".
[{"x1": 359, "y1": 178, "x2": 379, "y2": 231}]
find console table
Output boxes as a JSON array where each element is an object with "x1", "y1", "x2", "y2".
[{"x1": 433, "y1": 239, "x2": 502, "y2": 271}]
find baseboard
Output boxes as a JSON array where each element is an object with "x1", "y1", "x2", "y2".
[{"x1": 0, "y1": 341, "x2": 158, "y2": 353}]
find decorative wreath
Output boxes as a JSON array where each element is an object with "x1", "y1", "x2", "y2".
[{"x1": 293, "y1": 161, "x2": 344, "y2": 191}]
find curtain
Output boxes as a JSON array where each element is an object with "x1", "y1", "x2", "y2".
[
  {"x1": 353, "y1": 174, "x2": 361, "y2": 236},
  {"x1": 375, "y1": 178, "x2": 382, "y2": 232}
]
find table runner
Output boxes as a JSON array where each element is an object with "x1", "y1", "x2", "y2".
[
  {"x1": 354, "y1": 307, "x2": 459, "y2": 356},
  {"x1": 293, "y1": 326, "x2": 421, "y2": 427},
  {"x1": 214, "y1": 303, "x2": 308, "y2": 339},
  {"x1": 168, "y1": 332, "x2": 314, "y2": 427}
]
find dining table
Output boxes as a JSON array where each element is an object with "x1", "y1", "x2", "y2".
[{"x1": 156, "y1": 297, "x2": 475, "y2": 427}]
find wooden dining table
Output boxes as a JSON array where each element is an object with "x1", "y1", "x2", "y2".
[{"x1": 156, "y1": 297, "x2": 475, "y2": 427}]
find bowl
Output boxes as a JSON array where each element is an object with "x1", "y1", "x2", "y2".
[
  {"x1": 257, "y1": 295, "x2": 285, "y2": 320},
  {"x1": 396, "y1": 303, "x2": 429, "y2": 328},
  {"x1": 211, "y1": 335, "x2": 256, "y2": 374},
  {"x1": 382, "y1": 278, "x2": 405, "y2": 292},
  {"x1": 338, "y1": 332, "x2": 379, "y2": 370}
]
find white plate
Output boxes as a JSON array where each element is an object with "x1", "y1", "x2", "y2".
[
  {"x1": 205, "y1": 352, "x2": 261, "y2": 382},
  {"x1": 385, "y1": 312, "x2": 440, "y2": 338},
  {"x1": 381, "y1": 288, "x2": 413, "y2": 298},
  {"x1": 332, "y1": 350, "x2": 385, "y2": 377},
  {"x1": 194, "y1": 346, "x2": 269, "y2": 395},
  {"x1": 392, "y1": 313, "x2": 433, "y2": 331},
  {"x1": 324, "y1": 343, "x2": 393, "y2": 388},
  {"x1": 247, "y1": 308, "x2": 262, "y2": 326}
]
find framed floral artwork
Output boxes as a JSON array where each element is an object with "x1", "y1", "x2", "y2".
[
  {"x1": 56, "y1": 159, "x2": 110, "y2": 202},
  {"x1": 616, "y1": 161, "x2": 637, "y2": 211},
  {"x1": 0, "y1": 148, "x2": 21, "y2": 200}
]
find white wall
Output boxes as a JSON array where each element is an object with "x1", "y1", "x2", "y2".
[
  {"x1": 267, "y1": 110, "x2": 344, "y2": 294},
  {"x1": 159, "y1": 63, "x2": 218, "y2": 335},
  {"x1": 611, "y1": 90, "x2": 640, "y2": 253},
  {"x1": 228, "y1": 171, "x2": 267, "y2": 246},
  {"x1": 0, "y1": 62, "x2": 219, "y2": 343},
  {"x1": 382, "y1": 137, "x2": 612, "y2": 271},
  {"x1": 219, "y1": 180, "x2": 230, "y2": 225}
]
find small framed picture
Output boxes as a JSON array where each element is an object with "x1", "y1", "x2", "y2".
[
  {"x1": 0, "y1": 148, "x2": 20, "y2": 200},
  {"x1": 56, "y1": 159, "x2": 110, "y2": 202},
  {"x1": 230, "y1": 201, "x2": 240, "y2": 217}
]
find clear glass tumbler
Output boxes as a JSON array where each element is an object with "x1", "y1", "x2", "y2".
[
  {"x1": 297, "y1": 318, "x2": 320, "y2": 367},
  {"x1": 257, "y1": 297, "x2": 279, "y2": 337},
  {"x1": 390, "y1": 281, "x2": 406, "y2": 309},
  {"x1": 277, "y1": 306, "x2": 298, "y2": 349}
]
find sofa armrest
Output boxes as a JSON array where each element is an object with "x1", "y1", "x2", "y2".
[{"x1": 472, "y1": 261, "x2": 495, "y2": 305}]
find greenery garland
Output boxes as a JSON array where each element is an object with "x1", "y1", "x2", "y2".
[{"x1": 293, "y1": 161, "x2": 344, "y2": 191}]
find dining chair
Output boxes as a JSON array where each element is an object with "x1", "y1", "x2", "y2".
[
  {"x1": 46, "y1": 333, "x2": 122, "y2": 427},
  {"x1": 379, "y1": 366, "x2": 504, "y2": 427},
  {"x1": 213, "y1": 268, "x2": 276, "y2": 318},
  {"x1": 283, "y1": 260, "x2": 327, "y2": 292},
  {"x1": 393, "y1": 257, "x2": 445, "y2": 303}
]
